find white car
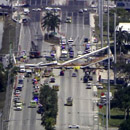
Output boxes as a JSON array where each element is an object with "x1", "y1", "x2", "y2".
[
  {"x1": 86, "y1": 82, "x2": 92, "y2": 86},
  {"x1": 15, "y1": 106, "x2": 22, "y2": 111},
  {"x1": 14, "y1": 90, "x2": 21, "y2": 94},
  {"x1": 83, "y1": 8, "x2": 88, "y2": 12},
  {"x1": 97, "y1": 85, "x2": 103, "y2": 89},
  {"x1": 67, "y1": 38, "x2": 74, "y2": 45},
  {"x1": 60, "y1": 37, "x2": 67, "y2": 45},
  {"x1": 45, "y1": 7, "x2": 52, "y2": 10},
  {"x1": 19, "y1": 68, "x2": 26, "y2": 73},
  {"x1": 79, "y1": 9, "x2": 83, "y2": 13},
  {"x1": 77, "y1": 51, "x2": 82, "y2": 57},
  {"x1": 32, "y1": 8, "x2": 41, "y2": 11},
  {"x1": 65, "y1": 17, "x2": 72, "y2": 23},
  {"x1": 68, "y1": 125, "x2": 80, "y2": 129},
  {"x1": 86, "y1": 85, "x2": 92, "y2": 89}
]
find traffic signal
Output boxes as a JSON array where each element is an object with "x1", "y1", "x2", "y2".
[{"x1": 101, "y1": 92, "x2": 104, "y2": 96}]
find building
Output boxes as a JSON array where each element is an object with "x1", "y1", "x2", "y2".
[
  {"x1": 116, "y1": 23, "x2": 130, "y2": 33},
  {"x1": 116, "y1": 0, "x2": 130, "y2": 10}
]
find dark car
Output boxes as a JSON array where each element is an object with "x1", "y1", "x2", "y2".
[
  {"x1": 89, "y1": 76, "x2": 93, "y2": 81},
  {"x1": 45, "y1": 56, "x2": 56, "y2": 61},
  {"x1": 61, "y1": 45, "x2": 66, "y2": 50},
  {"x1": 72, "y1": 72, "x2": 77, "y2": 77},
  {"x1": 69, "y1": 51, "x2": 74, "y2": 58},
  {"x1": 68, "y1": 47, "x2": 74, "y2": 52},
  {"x1": 60, "y1": 70, "x2": 64, "y2": 76},
  {"x1": 37, "y1": 106, "x2": 44, "y2": 114},
  {"x1": 69, "y1": 54, "x2": 74, "y2": 58},
  {"x1": 50, "y1": 77, "x2": 55, "y2": 83},
  {"x1": 84, "y1": 38, "x2": 88, "y2": 42},
  {"x1": 18, "y1": 79, "x2": 24, "y2": 84},
  {"x1": 83, "y1": 76, "x2": 88, "y2": 83}
]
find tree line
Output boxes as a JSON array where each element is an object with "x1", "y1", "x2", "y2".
[{"x1": 39, "y1": 84, "x2": 58, "y2": 130}]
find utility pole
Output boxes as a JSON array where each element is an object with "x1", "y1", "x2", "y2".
[
  {"x1": 98, "y1": 0, "x2": 104, "y2": 48},
  {"x1": 100, "y1": 0, "x2": 103, "y2": 48},
  {"x1": 114, "y1": 13, "x2": 117, "y2": 85},
  {"x1": 106, "y1": 0, "x2": 110, "y2": 129}
]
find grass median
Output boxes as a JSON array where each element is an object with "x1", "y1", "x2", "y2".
[{"x1": 0, "y1": 15, "x2": 16, "y2": 111}]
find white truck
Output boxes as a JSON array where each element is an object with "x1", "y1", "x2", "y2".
[
  {"x1": 59, "y1": 49, "x2": 68, "y2": 61},
  {"x1": 23, "y1": 8, "x2": 30, "y2": 15}
]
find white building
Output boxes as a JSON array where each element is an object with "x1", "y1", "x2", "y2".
[{"x1": 116, "y1": 23, "x2": 130, "y2": 33}]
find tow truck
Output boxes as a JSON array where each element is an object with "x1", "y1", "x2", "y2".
[{"x1": 29, "y1": 41, "x2": 41, "y2": 58}]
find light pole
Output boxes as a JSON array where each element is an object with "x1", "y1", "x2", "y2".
[
  {"x1": 106, "y1": 0, "x2": 110, "y2": 129},
  {"x1": 98, "y1": 0, "x2": 104, "y2": 48},
  {"x1": 114, "y1": 13, "x2": 117, "y2": 85},
  {"x1": 0, "y1": 112, "x2": 3, "y2": 130}
]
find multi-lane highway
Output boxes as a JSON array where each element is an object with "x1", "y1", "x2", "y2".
[
  {"x1": 54, "y1": 69, "x2": 98, "y2": 130},
  {"x1": 7, "y1": 1, "x2": 99, "y2": 130},
  {"x1": 60, "y1": 10, "x2": 90, "y2": 56}
]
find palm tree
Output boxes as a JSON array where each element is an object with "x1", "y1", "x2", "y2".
[
  {"x1": 50, "y1": 14, "x2": 60, "y2": 33},
  {"x1": 116, "y1": 26, "x2": 129, "y2": 54},
  {"x1": 41, "y1": 11, "x2": 61, "y2": 34},
  {"x1": 41, "y1": 12, "x2": 53, "y2": 33}
]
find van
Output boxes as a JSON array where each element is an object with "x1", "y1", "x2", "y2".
[
  {"x1": 23, "y1": 8, "x2": 30, "y2": 15},
  {"x1": 67, "y1": 38, "x2": 74, "y2": 45},
  {"x1": 25, "y1": 69, "x2": 32, "y2": 77},
  {"x1": 19, "y1": 65, "x2": 26, "y2": 73}
]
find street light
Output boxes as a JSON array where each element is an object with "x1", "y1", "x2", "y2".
[
  {"x1": 114, "y1": 13, "x2": 117, "y2": 85},
  {"x1": 0, "y1": 112, "x2": 3, "y2": 130},
  {"x1": 106, "y1": 0, "x2": 110, "y2": 130}
]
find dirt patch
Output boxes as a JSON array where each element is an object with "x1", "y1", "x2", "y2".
[{"x1": 44, "y1": 36, "x2": 60, "y2": 45}]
